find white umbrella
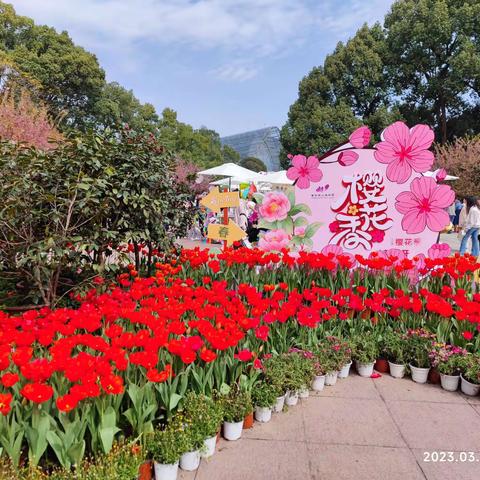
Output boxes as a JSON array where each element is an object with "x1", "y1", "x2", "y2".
[
  {"x1": 198, "y1": 163, "x2": 259, "y2": 180},
  {"x1": 424, "y1": 169, "x2": 459, "y2": 181}
]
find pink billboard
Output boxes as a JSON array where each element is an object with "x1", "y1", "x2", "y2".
[{"x1": 257, "y1": 122, "x2": 454, "y2": 258}]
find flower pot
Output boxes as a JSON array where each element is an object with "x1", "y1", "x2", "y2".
[
  {"x1": 428, "y1": 367, "x2": 441, "y2": 384},
  {"x1": 285, "y1": 390, "x2": 299, "y2": 406},
  {"x1": 243, "y1": 411, "x2": 254, "y2": 429},
  {"x1": 338, "y1": 361, "x2": 352, "y2": 379},
  {"x1": 356, "y1": 361, "x2": 374, "y2": 378},
  {"x1": 311, "y1": 375, "x2": 326, "y2": 391},
  {"x1": 154, "y1": 461, "x2": 178, "y2": 480},
  {"x1": 325, "y1": 371, "x2": 338, "y2": 386},
  {"x1": 254, "y1": 406, "x2": 272, "y2": 423},
  {"x1": 273, "y1": 394, "x2": 286, "y2": 413},
  {"x1": 223, "y1": 420, "x2": 243, "y2": 441},
  {"x1": 201, "y1": 435, "x2": 217, "y2": 458},
  {"x1": 388, "y1": 361, "x2": 406, "y2": 379},
  {"x1": 374, "y1": 358, "x2": 390, "y2": 373},
  {"x1": 460, "y1": 375, "x2": 480, "y2": 397},
  {"x1": 440, "y1": 373, "x2": 460, "y2": 392},
  {"x1": 139, "y1": 461, "x2": 153, "y2": 480},
  {"x1": 299, "y1": 386, "x2": 309, "y2": 398},
  {"x1": 410, "y1": 364, "x2": 430, "y2": 384},
  {"x1": 179, "y1": 450, "x2": 200, "y2": 471}
]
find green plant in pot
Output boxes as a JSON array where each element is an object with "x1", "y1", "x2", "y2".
[
  {"x1": 382, "y1": 330, "x2": 408, "y2": 378},
  {"x1": 217, "y1": 384, "x2": 252, "y2": 441},
  {"x1": 459, "y1": 354, "x2": 480, "y2": 396},
  {"x1": 252, "y1": 381, "x2": 278, "y2": 423},
  {"x1": 181, "y1": 392, "x2": 223, "y2": 459},
  {"x1": 405, "y1": 328, "x2": 436, "y2": 384},
  {"x1": 263, "y1": 354, "x2": 289, "y2": 396},
  {"x1": 351, "y1": 331, "x2": 379, "y2": 377}
]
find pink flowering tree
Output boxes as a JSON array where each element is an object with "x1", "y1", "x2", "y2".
[{"x1": 0, "y1": 88, "x2": 62, "y2": 150}]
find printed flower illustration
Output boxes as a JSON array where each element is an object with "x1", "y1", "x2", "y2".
[
  {"x1": 395, "y1": 176, "x2": 454, "y2": 234},
  {"x1": 374, "y1": 122, "x2": 435, "y2": 184},
  {"x1": 321, "y1": 244, "x2": 355, "y2": 264},
  {"x1": 347, "y1": 204, "x2": 359, "y2": 215},
  {"x1": 258, "y1": 192, "x2": 291, "y2": 222},
  {"x1": 258, "y1": 229, "x2": 291, "y2": 252},
  {"x1": 370, "y1": 229, "x2": 385, "y2": 243},
  {"x1": 338, "y1": 151, "x2": 359, "y2": 166},
  {"x1": 427, "y1": 243, "x2": 451, "y2": 259},
  {"x1": 287, "y1": 155, "x2": 323, "y2": 189},
  {"x1": 294, "y1": 226, "x2": 306, "y2": 237},
  {"x1": 349, "y1": 126, "x2": 372, "y2": 148}
]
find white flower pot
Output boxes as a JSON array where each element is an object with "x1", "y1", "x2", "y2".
[
  {"x1": 409, "y1": 364, "x2": 430, "y2": 384},
  {"x1": 388, "y1": 361, "x2": 406, "y2": 379},
  {"x1": 285, "y1": 391, "x2": 299, "y2": 406},
  {"x1": 179, "y1": 450, "x2": 200, "y2": 471},
  {"x1": 273, "y1": 394, "x2": 286, "y2": 413},
  {"x1": 356, "y1": 361, "x2": 374, "y2": 378},
  {"x1": 460, "y1": 375, "x2": 480, "y2": 396},
  {"x1": 311, "y1": 375, "x2": 325, "y2": 391},
  {"x1": 299, "y1": 386, "x2": 309, "y2": 398},
  {"x1": 338, "y1": 361, "x2": 352, "y2": 378},
  {"x1": 254, "y1": 406, "x2": 272, "y2": 423},
  {"x1": 325, "y1": 371, "x2": 338, "y2": 386},
  {"x1": 154, "y1": 461, "x2": 179, "y2": 480},
  {"x1": 223, "y1": 420, "x2": 243, "y2": 441},
  {"x1": 201, "y1": 435, "x2": 216, "y2": 458},
  {"x1": 440, "y1": 373, "x2": 460, "y2": 392}
]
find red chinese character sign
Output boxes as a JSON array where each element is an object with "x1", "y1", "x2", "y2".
[{"x1": 256, "y1": 122, "x2": 454, "y2": 258}]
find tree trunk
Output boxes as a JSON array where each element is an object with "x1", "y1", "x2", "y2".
[
  {"x1": 147, "y1": 241, "x2": 153, "y2": 276},
  {"x1": 439, "y1": 97, "x2": 448, "y2": 144},
  {"x1": 134, "y1": 242, "x2": 140, "y2": 271}
]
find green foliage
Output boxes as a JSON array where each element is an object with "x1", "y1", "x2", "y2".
[
  {"x1": 251, "y1": 381, "x2": 278, "y2": 408},
  {"x1": 217, "y1": 385, "x2": 252, "y2": 423},
  {"x1": 405, "y1": 329, "x2": 436, "y2": 368},
  {"x1": 239, "y1": 156, "x2": 267, "y2": 172},
  {"x1": 146, "y1": 428, "x2": 185, "y2": 465},
  {"x1": 460, "y1": 354, "x2": 480, "y2": 385},
  {"x1": 351, "y1": 331, "x2": 379, "y2": 364},
  {"x1": 0, "y1": 128, "x2": 195, "y2": 305},
  {"x1": 381, "y1": 330, "x2": 408, "y2": 364},
  {"x1": 181, "y1": 392, "x2": 223, "y2": 439}
]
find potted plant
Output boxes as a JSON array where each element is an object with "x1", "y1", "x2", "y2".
[
  {"x1": 283, "y1": 352, "x2": 309, "y2": 405},
  {"x1": 318, "y1": 337, "x2": 344, "y2": 385},
  {"x1": 383, "y1": 330, "x2": 407, "y2": 378},
  {"x1": 263, "y1": 355, "x2": 288, "y2": 412},
  {"x1": 406, "y1": 328, "x2": 436, "y2": 383},
  {"x1": 351, "y1": 331, "x2": 379, "y2": 377},
  {"x1": 459, "y1": 354, "x2": 480, "y2": 396},
  {"x1": 430, "y1": 344, "x2": 467, "y2": 392},
  {"x1": 147, "y1": 428, "x2": 185, "y2": 480},
  {"x1": 311, "y1": 351, "x2": 326, "y2": 391},
  {"x1": 375, "y1": 331, "x2": 391, "y2": 373},
  {"x1": 182, "y1": 392, "x2": 223, "y2": 459},
  {"x1": 337, "y1": 338, "x2": 353, "y2": 379},
  {"x1": 218, "y1": 385, "x2": 252, "y2": 441},
  {"x1": 252, "y1": 381, "x2": 278, "y2": 423}
]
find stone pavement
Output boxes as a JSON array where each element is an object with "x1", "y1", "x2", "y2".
[{"x1": 179, "y1": 374, "x2": 480, "y2": 480}]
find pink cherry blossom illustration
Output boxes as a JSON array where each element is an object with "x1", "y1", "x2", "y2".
[
  {"x1": 374, "y1": 122, "x2": 435, "y2": 184},
  {"x1": 321, "y1": 244, "x2": 355, "y2": 264},
  {"x1": 287, "y1": 155, "x2": 323, "y2": 189},
  {"x1": 427, "y1": 243, "x2": 451, "y2": 259},
  {"x1": 258, "y1": 192, "x2": 291, "y2": 222},
  {"x1": 258, "y1": 229, "x2": 291, "y2": 252},
  {"x1": 435, "y1": 168, "x2": 447, "y2": 181},
  {"x1": 338, "y1": 151, "x2": 359, "y2": 166},
  {"x1": 395, "y1": 176, "x2": 454, "y2": 234},
  {"x1": 349, "y1": 126, "x2": 372, "y2": 148}
]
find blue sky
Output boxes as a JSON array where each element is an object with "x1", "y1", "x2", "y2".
[{"x1": 10, "y1": 0, "x2": 395, "y2": 136}]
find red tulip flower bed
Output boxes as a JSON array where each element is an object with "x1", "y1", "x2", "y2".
[{"x1": 0, "y1": 247, "x2": 479, "y2": 470}]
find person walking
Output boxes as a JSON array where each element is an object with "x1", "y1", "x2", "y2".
[
  {"x1": 459, "y1": 196, "x2": 480, "y2": 257},
  {"x1": 454, "y1": 198, "x2": 463, "y2": 233},
  {"x1": 448, "y1": 201, "x2": 456, "y2": 230}
]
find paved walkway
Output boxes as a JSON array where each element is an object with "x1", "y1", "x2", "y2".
[{"x1": 179, "y1": 374, "x2": 480, "y2": 480}]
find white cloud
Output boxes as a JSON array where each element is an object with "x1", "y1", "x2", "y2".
[{"x1": 9, "y1": 0, "x2": 394, "y2": 79}]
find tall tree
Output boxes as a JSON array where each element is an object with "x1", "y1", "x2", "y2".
[{"x1": 385, "y1": 0, "x2": 480, "y2": 143}]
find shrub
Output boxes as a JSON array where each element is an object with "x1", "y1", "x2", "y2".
[
  {"x1": 405, "y1": 328, "x2": 436, "y2": 368},
  {"x1": 351, "y1": 331, "x2": 379, "y2": 364},
  {"x1": 252, "y1": 381, "x2": 278, "y2": 408},
  {"x1": 181, "y1": 392, "x2": 223, "y2": 439},
  {"x1": 217, "y1": 385, "x2": 252, "y2": 423},
  {"x1": 382, "y1": 330, "x2": 408, "y2": 364}
]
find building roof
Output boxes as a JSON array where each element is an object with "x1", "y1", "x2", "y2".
[{"x1": 221, "y1": 126, "x2": 281, "y2": 171}]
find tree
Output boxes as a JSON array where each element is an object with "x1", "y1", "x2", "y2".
[
  {"x1": 0, "y1": 128, "x2": 195, "y2": 305},
  {"x1": 94, "y1": 82, "x2": 159, "y2": 131},
  {"x1": 222, "y1": 144, "x2": 241, "y2": 164},
  {"x1": 240, "y1": 156, "x2": 267, "y2": 172},
  {"x1": 435, "y1": 137, "x2": 480, "y2": 197},
  {"x1": 385, "y1": 0, "x2": 480, "y2": 143},
  {"x1": 0, "y1": 2, "x2": 105, "y2": 128},
  {"x1": 280, "y1": 25, "x2": 400, "y2": 167}
]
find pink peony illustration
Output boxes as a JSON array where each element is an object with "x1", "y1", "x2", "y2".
[
  {"x1": 374, "y1": 122, "x2": 434, "y2": 184},
  {"x1": 287, "y1": 155, "x2": 323, "y2": 189},
  {"x1": 395, "y1": 176, "x2": 454, "y2": 234},
  {"x1": 427, "y1": 243, "x2": 451, "y2": 259},
  {"x1": 322, "y1": 244, "x2": 355, "y2": 264},
  {"x1": 377, "y1": 249, "x2": 407, "y2": 263},
  {"x1": 338, "y1": 151, "x2": 359, "y2": 166},
  {"x1": 259, "y1": 192, "x2": 291, "y2": 222},
  {"x1": 258, "y1": 229, "x2": 291, "y2": 252},
  {"x1": 349, "y1": 126, "x2": 372, "y2": 148},
  {"x1": 294, "y1": 226, "x2": 306, "y2": 237}
]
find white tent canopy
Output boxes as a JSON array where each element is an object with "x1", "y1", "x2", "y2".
[{"x1": 198, "y1": 163, "x2": 260, "y2": 180}]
